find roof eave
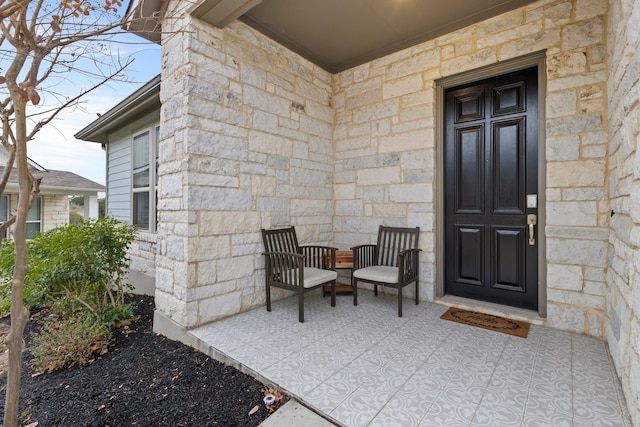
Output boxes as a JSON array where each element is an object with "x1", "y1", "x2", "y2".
[
  {"x1": 4, "y1": 183, "x2": 103, "y2": 196},
  {"x1": 74, "y1": 74, "x2": 161, "y2": 144},
  {"x1": 123, "y1": 0, "x2": 165, "y2": 43}
]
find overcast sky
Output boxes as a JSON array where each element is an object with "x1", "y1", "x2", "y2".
[{"x1": 26, "y1": 34, "x2": 161, "y2": 186}]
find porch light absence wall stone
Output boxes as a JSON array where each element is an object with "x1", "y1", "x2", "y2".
[
  {"x1": 157, "y1": 2, "x2": 334, "y2": 327},
  {"x1": 607, "y1": 0, "x2": 640, "y2": 423}
]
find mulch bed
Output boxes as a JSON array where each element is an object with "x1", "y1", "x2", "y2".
[{"x1": 0, "y1": 295, "x2": 282, "y2": 426}]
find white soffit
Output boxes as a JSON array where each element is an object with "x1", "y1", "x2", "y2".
[{"x1": 192, "y1": 0, "x2": 263, "y2": 28}]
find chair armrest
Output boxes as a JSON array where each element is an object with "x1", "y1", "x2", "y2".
[
  {"x1": 397, "y1": 248, "x2": 422, "y2": 282},
  {"x1": 263, "y1": 251, "x2": 305, "y2": 287},
  {"x1": 300, "y1": 245, "x2": 337, "y2": 270},
  {"x1": 351, "y1": 244, "x2": 377, "y2": 270}
]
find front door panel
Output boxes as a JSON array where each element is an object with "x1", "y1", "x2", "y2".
[{"x1": 444, "y1": 67, "x2": 538, "y2": 310}]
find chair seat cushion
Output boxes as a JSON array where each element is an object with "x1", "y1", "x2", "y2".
[
  {"x1": 353, "y1": 265, "x2": 398, "y2": 284},
  {"x1": 303, "y1": 267, "x2": 338, "y2": 288}
]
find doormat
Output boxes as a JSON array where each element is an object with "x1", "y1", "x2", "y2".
[{"x1": 440, "y1": 308, "x2": 530, "y2": 338}]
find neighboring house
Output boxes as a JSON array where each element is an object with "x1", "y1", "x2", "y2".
[
  {"x1": 76, "y1": 0, "x2": 640, "y2": 423},
  {"x1": 0, "y1": 147, "x2": 104, "y2": 239}
]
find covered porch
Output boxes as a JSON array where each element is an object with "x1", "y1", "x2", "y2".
[{"x1": 189, "y1": 291, "x2": 631, "y2": 427}]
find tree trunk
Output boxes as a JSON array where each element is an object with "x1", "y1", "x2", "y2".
[{"x1": 3, "y1": 97, "x2": 32, "y2": 427}]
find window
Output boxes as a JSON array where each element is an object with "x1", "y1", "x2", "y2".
[
  {"x1": 0, "y1": 195, "x2": 8, "y2": 239},
  {"x1": 132, "y1": 125, "x2": 159, "y2": 231},
  {"x1": 26, "y1": 196, "x2": 41, "y2": 239}
]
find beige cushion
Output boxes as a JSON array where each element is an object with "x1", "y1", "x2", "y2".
[
  {"x1": 353, "y1": 266, "x2": 398, "y2": 284},
  {"x1": 303, "y1": 267, "x2": 338, "y2": 288}
]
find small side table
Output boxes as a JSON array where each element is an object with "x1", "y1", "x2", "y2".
[{"x1": 323, "y1": 250, "x2": 353, "y2": 296}]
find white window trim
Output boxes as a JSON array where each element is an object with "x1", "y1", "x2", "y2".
[{"x1": 131, "y1": 124, "x2": 159, "y2": 231}]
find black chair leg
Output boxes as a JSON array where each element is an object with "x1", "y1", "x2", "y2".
[
  {"x1": 398, "y1": 288, "x2": 403, "y2": 317},
  {"x1": 352, "y1": 277, "x2": 358, "y2": 306},
  {"x1": 266, "y1": 285, "x2": 272, "y2": 312},
  {"x1": 415, "y1": 281, "x2": 419, "y2": 305},
  {"x1": 298, "y1": 291, "x2": 305, "y2": 323},
  {"x1": 330, "y1": 281, "x2": 336, "y2": 307}
]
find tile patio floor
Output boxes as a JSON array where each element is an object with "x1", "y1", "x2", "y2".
[{"x1": 190, "y1": 291, "x2": 632, "y2": 427}]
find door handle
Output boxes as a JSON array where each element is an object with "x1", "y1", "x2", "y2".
[{"x1": 527, "y1": 214, "x2": 537, "y2": 245}]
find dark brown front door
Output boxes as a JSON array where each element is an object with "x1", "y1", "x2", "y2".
[{"x1": 444, "y1": 67, "x2": 538, "y2": 310}]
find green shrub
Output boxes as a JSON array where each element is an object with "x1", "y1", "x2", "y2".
[
  {"x1": 69, "y1": 211, "x2": 83, "y2": 225},
  {"x1": 0, "y1": 217, "x2": 137, "y2": 372},
  {"x1": 0, "y1": 217, "x2": 137, "y2": 325},
  {"x1": 31, "y1": 314, "x2": 113, "y2": 373}
]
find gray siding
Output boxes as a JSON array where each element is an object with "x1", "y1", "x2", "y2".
[{"x1": 106, "y1": 110, "x2": 159, "y2": 223}]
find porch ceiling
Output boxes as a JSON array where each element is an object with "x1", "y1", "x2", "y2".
[{"x1": 194, "y1": 0, "x2": 538, "y2": 73}]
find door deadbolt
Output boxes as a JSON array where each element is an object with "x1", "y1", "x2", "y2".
[{"x1": 527, "y1": 214, "x2": 537, "y2": 245}]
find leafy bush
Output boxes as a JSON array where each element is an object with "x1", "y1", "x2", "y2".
[
  {"x1": 31, "y1": 313, "x2": 113, "y2": 373},
  {"x1": 0, "y1": 217, "x2": 137, "y2": 322},
  {"x1": 69, "y1": 211, "x2": 83, "y2": 225},
  {"x1": 0, "y1": 217, "x2": 137, "y2": 372}
]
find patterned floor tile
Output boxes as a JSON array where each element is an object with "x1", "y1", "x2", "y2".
[
  {"x1": 419, "y1": 401, "x2": 471, "y2": 427},
  {"x1": 304, "y1": 381, "x2": 352, "y2": 413},
  {"x1": 368, "y1": 406, "x2": 424, "y2": 427},
  {"x1": 189, "y1": 291, "x2": 633, "y2": 427},
  {"x1": 330, "y1": 393, "x2": 380, "y2": 426},
  {"x1": 472, "y1": 402, "x2": 524, "y2": 427}
]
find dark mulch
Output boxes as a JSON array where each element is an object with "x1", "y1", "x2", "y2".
[{"x1": 0, "y1": 296, "x2": 282, "y2": 426}]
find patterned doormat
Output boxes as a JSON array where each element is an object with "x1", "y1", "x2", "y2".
[{"x1": 440, "y1": 308, "x2": 530, "y2": 338}]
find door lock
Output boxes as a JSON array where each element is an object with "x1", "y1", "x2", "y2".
[{"x1": 527, "y1": 214, "x2": 537, "y2": 245}]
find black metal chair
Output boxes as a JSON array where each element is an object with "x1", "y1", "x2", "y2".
[
  {"x1": 261, "y1": 226, "x2": 337, "y2": 322},
  {"x1": 351, "y1": 226, "x2": 421, "y2": 317}
]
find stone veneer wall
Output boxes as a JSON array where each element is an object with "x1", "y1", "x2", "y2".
[
  {"x1": 41, "y1": 195, "x2": 69, "y2": 232},
  {"x1": 129, "y1": 231, "x2": 157, "y2": 277},
  {"x1": 333, "y1": 0, "x2": 609, "y2": 336},
  {"x1": 156, "y1": 0, "x2": 611, "y2": 333},
  {"x1": 606, "y1": 0, "x2": 640, "y2": 424},
  {"x1": 156, "y1": 2, "x2": 334, "y2": 328}
]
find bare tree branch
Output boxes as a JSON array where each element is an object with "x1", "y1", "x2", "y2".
[
  {"x1": 28, "y1": 0, "x2": 44, "y2": 33},
  {"x1": 0, "y1": 2, "x2": 164, "y2": 425},
  {"x1": 26, "y1": 57, "x2": 131, "y2": 140},
  {"x1": 0, "y1": 121, "x2": 16, "y2": 211}
]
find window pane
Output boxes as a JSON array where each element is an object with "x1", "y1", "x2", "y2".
[
  {"x1": 155, "y1": 126, "x2": 160, "y2": 181},
  {"x1": 133, "y1": 168, "x2": 150, "y2": 188},
  {"x1": 27, "y1": 197, "x2": 41, "y2": 221},
  {"x1": 133, "y1": 192, "x2": 150, "y2": 230},
  {"x1": 0, "y1": 195, "x2": 8, "y2": 222},
  {"x1": 26, "y1": 222, "x2": 40, "y2": 239},
  {"x1": 0, "y1": 196, "x2": 7, "y2": 239},
  {"x1": 133, "y1": 132, "x2": 150, "y2": 189}
]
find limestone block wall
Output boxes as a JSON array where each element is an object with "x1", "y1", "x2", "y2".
[
  {"x1": 156, "y1": 0, "x2": 611, "y2": 335},
  {"x1": 157, "y1": 1, "x2": 334, "y2": 327},
  {"x1": 41, "y1": 195, "x2": 69, "y2": 231},
  {"x1": 606, "y1": 0, "x2": 640, "y2": 424},
  {"x1": 129, "y1": 230, "x2": 157, "y2": 278},
  {"x1": 333, "y1": 0, "x2": 609, "y2": 336}
]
